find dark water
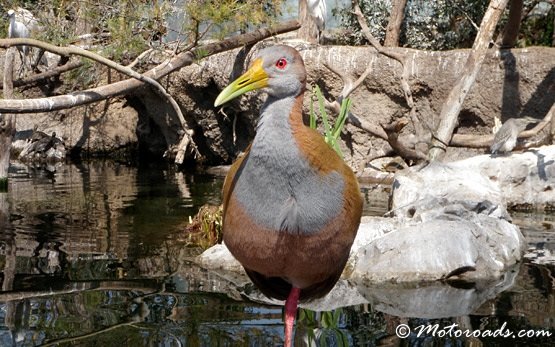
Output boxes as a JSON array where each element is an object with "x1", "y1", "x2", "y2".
[{"x1": 0, "y1": 161, "x2": 553, "y2": 346}]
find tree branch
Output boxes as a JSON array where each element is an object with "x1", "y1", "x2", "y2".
[
  {"x1": 428, "y1": 0, "x2": 510, "y2": 160},
  {"x1": 3, "y1": 59, "x2": 83, "y2": 88},
  {"x1": 0, "y1": 19, "x2": 301, "y2": 113},
  {"x1": 322, "y1": 62, "x2": 388, "y2": 140},
  {"x1": 351, "y1": 0, "x2": 426, "y2": 161},
  {"x1": 0, "y1": 37, "x2": 183, "y2": 131},
  {"x1": 0, "y1": 20, "x2": 301, "y2": 163},
  {"x1": 450, "y1": 104, "x2": 553, "y2": 148}
]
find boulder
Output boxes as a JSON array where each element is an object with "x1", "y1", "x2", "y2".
[{"x1": 454, "y1": 145, "x2": 555, "y2": 208}]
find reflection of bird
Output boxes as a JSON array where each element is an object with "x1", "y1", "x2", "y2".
[
  {"x1": 490, "y1": 117, "x2": 538, "y2": 155},
  {"x1": 7, "y1": 9, "x2": 30, "y2": 73},
  {"x1": 307, "y1": 0, "x2": 326, "y2": 41},
  {"x1": 214, "y1": 45, "x2": 362, "y2": 347}
]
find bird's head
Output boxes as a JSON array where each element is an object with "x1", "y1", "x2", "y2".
[
  {"x1": 214, "y1": 45, "x2": 306, "y2": 107},
  {"x1": 7, "y1": 9, "x2": 15, "y2": 18}
]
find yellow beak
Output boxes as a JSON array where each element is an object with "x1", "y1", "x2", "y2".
[{"x1": 214, "y1": 58, "x2": 269, "y2": 107}]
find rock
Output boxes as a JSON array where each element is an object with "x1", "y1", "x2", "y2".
[
  {"x1": 454, "y1": 145, "x2": 555, "y2": 208},
  {"x1": 370, "y1": 159, "x2": 526, "y2": 283},
  {"x1": 350, "y1": 216, "x2": 524, "y2": 283},
  {"x1": 193, "y1": 245, "x2": 521, "y2": 315},
  {"x1": 197, "y1": 243, "x2": 242, "y2": 273},
  {"x1": 13, "y1": 100, "x2": 139, "y2": 158},
  {"x1": 390, "y1": 160, "x2": 508, "y2": 222},
  {"x1": 13, "y1": 130, "x2": 66, "y2": 164}
]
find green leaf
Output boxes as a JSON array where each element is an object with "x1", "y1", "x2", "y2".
[
  {"x1": 309, "y1": 84, "x2": 353, "y2": 158},
  {"x1": 315, "y1": 85, "x2": 332, "y2": 138}
]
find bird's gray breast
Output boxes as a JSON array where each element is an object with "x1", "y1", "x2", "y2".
[{"x1": 232, "y1": 131, "x2": 345, "y2": 234}]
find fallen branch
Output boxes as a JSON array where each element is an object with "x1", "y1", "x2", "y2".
[
  {"x1": 6, "y1": 59, "x2": 83, "y2": 88},
  {"x1": 0, "y1": 37, "x2": 185, "y2": 131},
  {"x1": 349, "y1": 0, "x2": 426, "y2": 160},
  {"x1": 352, "y1": 0, "x2": 417, "y2": 119},
  {"x1": 450, "y1": 103, "x2": 554, "y2": 148},
  {"x1": 382, "y1": 118, "x2": 428, "y2": 161}
]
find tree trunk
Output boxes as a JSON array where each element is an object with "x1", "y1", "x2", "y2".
[
  {"x1": 498, "y1": 0, "x2": 523, "y2": 48},
  {"x1": 429, "y1": 0, "x2": 510, "y2": 160},
  {"x1": 384, "y1": 0, "x2": 407, "y2": 47},
  {"x1": 0, "y1": 48, "x2": 16, "y2": 191},
  {"x1": 298, "y1": 0, "x2": 318, "y2": 43}
]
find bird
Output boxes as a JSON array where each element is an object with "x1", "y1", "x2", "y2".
[
  {"x1": 7, "y1": 9, "x2": 31, "y2": 74},
  {"x1": 307, "y1": 0, "x2": 326, "y2": 41},
  {"x1": 19, "y1": 131, "x2": 65, "y2": 161},
  {"x1": 214, "y1": 45, "x2": 363, "y2": 347},
  {"x1": 490, "y1": 116, "x2": 538, "y2": 155}
]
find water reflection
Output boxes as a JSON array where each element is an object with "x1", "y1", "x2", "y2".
[{"x1": 0, "y1": 161, "x2": 553, "y2": 346}]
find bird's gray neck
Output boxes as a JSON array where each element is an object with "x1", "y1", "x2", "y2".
[{"x1": 252, "y1": 95, "x2": 298, "y2": 154}]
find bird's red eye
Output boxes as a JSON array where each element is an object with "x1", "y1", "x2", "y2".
[{"x1": 275, "y1": 58, "x2": 287, "y2": 69}]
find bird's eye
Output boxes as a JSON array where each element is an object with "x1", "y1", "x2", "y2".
[{"x1": 275, "y1": 58, "x2": 287, "y2": 69}]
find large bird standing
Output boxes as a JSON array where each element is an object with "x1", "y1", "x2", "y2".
[
  {"x1": 214, "y1": 45, "x2": 363, "y2": 346},
  {"x1": 7, "y1": 9, "x2": 31, "y2": 75},
  {"x1": 307, "y1": 0, "x2": 326, "y2": 41}
]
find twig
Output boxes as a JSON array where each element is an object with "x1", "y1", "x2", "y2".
[
  {"x1": 6, "y1": 59, "x2": 83, "y2": 88},
  {"x1": 127, "y1": 48, "x2": 154, "y2": 69},
  {"x1": 382, "y1": 118, "x2": 428, "y2": 161},
  {"x1": 321, "y1": 62, "x2": 388, "y2": 140}
]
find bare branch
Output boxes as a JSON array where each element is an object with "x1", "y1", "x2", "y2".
[
  {"x1": 0, "y1": 37, "x2": 185, "y2": 131},
  {"x1": 4, "y1": 59, "x2": 83, "y2": 88},
  {"x1": 0, "y1": 20, "x2": 301, "y2": 113},
  {"x1": 450, "y1": 104, "x2": 554, "y2": 148},
  {"x1": 382, "y1": 118, "x2": 428, "y2": 161},
  {"x1": 0, "y1": 20, "x2": 301, "y2": 163},
  {"x1": 428, "y1": 0, "x2": 510, "y2": 160},
  {"x1": 352, "y1": 0, "x2": 423, "y2": 131},
  {"x1": 321, "y1": 62, "x2": 388, "y2": 140},
  {"x1": 126, "y1": 48, "x2": 154, "y2": 69}
]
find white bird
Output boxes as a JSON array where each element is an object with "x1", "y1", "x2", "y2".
[
  {"x1": 307, "y1": 0, "x2": 326, "y2": 40},
  {"x1": 7, "y1": 9, "x2": 31, "y2": 73}
]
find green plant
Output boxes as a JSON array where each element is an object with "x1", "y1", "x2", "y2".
[{"x1": 309, "y1": 85, "x2": 352, "y2": 158}]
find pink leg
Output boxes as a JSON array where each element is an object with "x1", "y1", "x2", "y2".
[{"x1": 284, "y1": 287, "x2": 301, "y2": 347}]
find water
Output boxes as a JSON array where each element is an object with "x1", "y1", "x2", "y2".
[{"x1": 0, "y1": 161, "x2": 553, "y2": 346}]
